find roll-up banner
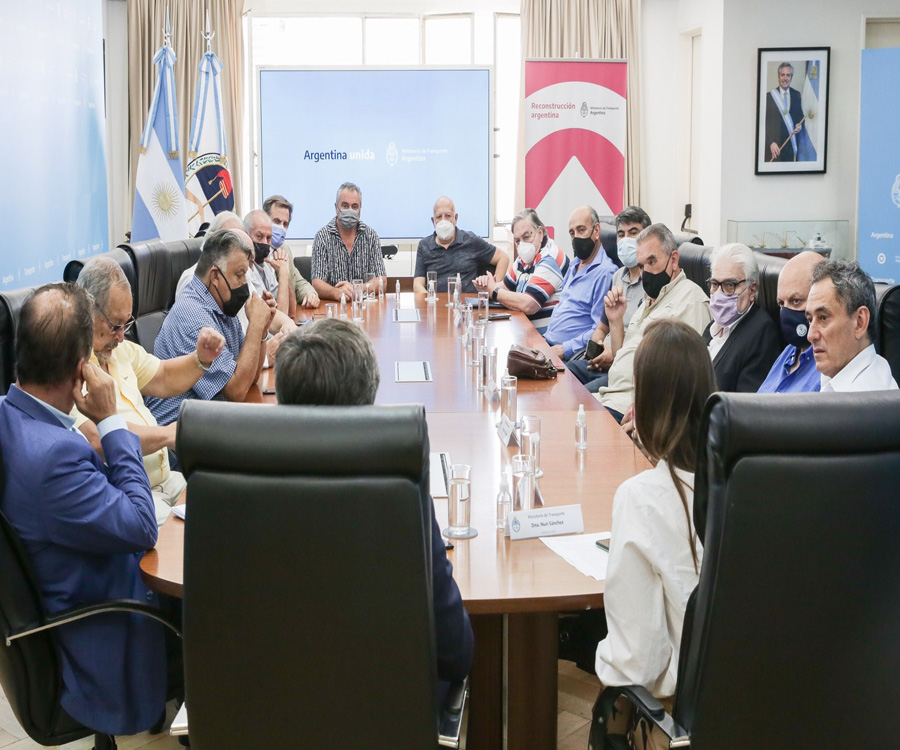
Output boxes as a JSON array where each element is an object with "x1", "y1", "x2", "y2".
[
  {"x1": 524, "y1": 59, "x2": 627, "y2": 249},
  {"x1": 858, "y1": 47, "x2": 900, "y2": 284}
]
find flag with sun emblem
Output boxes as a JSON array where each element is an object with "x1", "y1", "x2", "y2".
[
  {"x1": 131, "y1": 25, "x2": 188, "y2": 243},
  {"x1": 184, "y1": 14, "x2": 234, "y2": 236}
]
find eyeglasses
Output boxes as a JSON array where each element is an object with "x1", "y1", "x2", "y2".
[
  {"x1": 707, "y1": 278, "x2": 748, "y2": 295},
  {"x1": 99, "y1": 308, "x2": 135, "y2": 335}
]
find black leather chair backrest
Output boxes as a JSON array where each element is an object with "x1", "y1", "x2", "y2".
[
  {"x1": 63, "y1": 247, "x2": 137, "y2": 294},
  {"x1": 753, "y1": 252, "x2": 787, "y2": 329},
  {"x1": 293, "y1": 254, "x2": 312, "y2": 284},
  {"x1": 165, "y1": 238, "x2": 204, "y2": 306},
  {"x1": 672, "y1": 232, "x2": 704, "y2": 248},
  {"x1": 677, "y1": 243, "x2": 712, "y2": 293},
  {"x1": 0, "y1": 437, "x2": 92, "y2": 746},
  {"x1": 0, "y1": 286, "x2": 40, "y2": 395},
  {"x1": 177, "y1": 401, "x2": 438, "y2": 749},
  {"x1": 874, "y1": 283, "x2": 900, "y2": 379},
  {"x1": 599, "y1": 222, "x2": 620, "y2": 266},
  {"x1": 680, "y1": 391, "x2": 900, "y2": 748}
]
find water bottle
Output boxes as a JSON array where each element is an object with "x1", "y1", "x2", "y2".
[
  {"x1": 395, "y1": 279, "x2": 401, "y2": 302},
  {"x1": 496, "y1": 475, "x2": 511, "y2": 529},
  {"x1": 575, "y1": 404, "x2": 588, "y2": 450},
  {"x1": 339, "y1": 294, "x2": 347, "y2": 319}
]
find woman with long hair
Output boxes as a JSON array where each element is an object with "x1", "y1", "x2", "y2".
[{"x1": 594, "y1": 319, "x2": 716, "y2": 748}]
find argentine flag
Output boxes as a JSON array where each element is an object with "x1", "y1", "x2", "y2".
[
  {"x1": 797, "y1": 60, "x2": 819, "y2": 162},
  {"x1": 131, "y1": 40, "x2": 188, "y2": 243},
  {"x1": 185, "y1": 42, "x2": 234, "y2": 236}
]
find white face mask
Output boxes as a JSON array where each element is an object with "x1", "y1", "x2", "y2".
[
  {"x1": 517, "y1": 242, "x2": 537, "y2": 267},
  {"x1": 435, "y1": 220, "x2": 455, "y2": 242},
  {"x1": 617, "y1": 237, "x2": 638, "y2": 268}
]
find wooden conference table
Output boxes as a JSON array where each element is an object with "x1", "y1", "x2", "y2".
[{"x1": 141, "y1": 292, "x2": 650, "y2": 750}]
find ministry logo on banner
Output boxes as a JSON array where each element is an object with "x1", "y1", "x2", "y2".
[{"x1": 131, "y1": 20, "x2": 188, "y2": 243}]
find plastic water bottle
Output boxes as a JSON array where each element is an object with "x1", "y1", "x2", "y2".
[
  {"x1": 496, "y1": 475, "x2": 511, "y2": 529},
  {"x1": 378, "y1": 277, "x2": 384, "y2": 301},
  {"x1": 395, "y1": 279, "x2": 401, "y2": 302},
  {"x1": 339, "y1": 294, "x2": 347, "y2": 319},
  {"x1": 575, "y1": 404, "x2": 588, "y2": 450}
]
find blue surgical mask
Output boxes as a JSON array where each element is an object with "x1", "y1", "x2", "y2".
[
  {"x1": 271, "y1": 224, "x2": 286, "y2": 248},
  {"x1": 617, "y1": 237, "x2": 638, "y2": 268}
]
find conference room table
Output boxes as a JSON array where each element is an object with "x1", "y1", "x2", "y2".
[{"x1": 141, "y1": 292, "x2": 650, "y2": 750}]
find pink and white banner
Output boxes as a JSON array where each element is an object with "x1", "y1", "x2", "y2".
[{"x1": 525, "y1": 59, "x2": 627, "y2": 245}]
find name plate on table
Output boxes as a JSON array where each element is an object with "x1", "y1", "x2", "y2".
[
  {"x1": 395, "y1": 361, "x2": 433, "y2": 382},
  {"x1": 392, "y1": 308, "x2": 421, "y2": 322},
  {"x1": 508, "y1": 504, "x2": 584, "y2": 540},
  {"x1": 497, "y1": 414, "x2": 518, "y2": 446},
  {"x1": 485, "y1": 378, "x2": 500, "y2": 403}
]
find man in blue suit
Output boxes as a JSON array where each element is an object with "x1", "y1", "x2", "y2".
[
  {"x1": 0, "y1": 283, "x2": 167, "y2": 736},
  {"x1": 273, "y1": 318, "x2": 474, "y2": 693}
]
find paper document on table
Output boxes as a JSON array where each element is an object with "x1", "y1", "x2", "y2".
[
  {"x1": 170, "y1": 701, "x2": 189, "y2": 736},
  {"x1": 541, "y1": 532, "x2": 611, "y2": 581},
  {"x1": 171, "y1": 505, "x2": 186, "y2": 520},
  {"x1": 393, "y1": 308, "x2": 421, "y2": 322},
  {"x1": 430, "y1": 452, "x2": 450, "y2": 498},
  {"x1": 395, "y1": 361, "x2": 433, "y2": 382}
]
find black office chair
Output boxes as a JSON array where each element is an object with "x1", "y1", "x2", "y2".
[
  {"x1": 0, "y1": 286, "x2": 39, "y2": 395},
  {"x1": 590, "y1": 391, "x2": 900, "y2": 749},
  {"x1": 0, "y1": 447, "x2": 180, "y2": 750},
  {"x1": 293, "y1": 253, "x2": 313, "y2": 284},
  {"x1": 381, "y1": 244, "x2": 399, "y2": 259},
  {"x1": 176, "y1": 400, "x2": 466, "y2": 749}
]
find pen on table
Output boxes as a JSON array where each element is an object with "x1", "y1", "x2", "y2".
[{"x1": 595, "y1": 539, "x2": 609, "y2": 552}]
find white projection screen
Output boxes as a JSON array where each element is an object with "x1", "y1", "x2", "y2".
[{"x1": 258, "y1": 67, "x2": 492, "y2": 241}]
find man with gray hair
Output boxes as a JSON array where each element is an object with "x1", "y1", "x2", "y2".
[
  {"x1": 596, "y1": 223, "x2": 711, "y2": 422},
  {"x1": 74, "y1": 256, "x2": 225, "y2": 523},
  {"x1": 702, "y1": 243, "x2": 782, "y2": 392},
  {"x1": 806, "y1": 259, "x2": 898, "y2": 391},
  {"x1": 148, "y1": 229, "x2": 275, "y2": 427},
  {"x1": 244, "y1": 208, "x2": 295, "y2": 317},
  {"x1": 274, "y1": 318, "x2": 473, "y2": 695},
  {"x1": 311, "y1": 182, "x2": 386, "y2": 301}
]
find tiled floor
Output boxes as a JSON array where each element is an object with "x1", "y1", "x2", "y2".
[{"x1": 0, "y1": 660, "x2": 599, "y2": 749}]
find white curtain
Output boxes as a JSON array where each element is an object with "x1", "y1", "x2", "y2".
[{"x1": 517, "y1": 0, "x2": 642, "y2": 212}]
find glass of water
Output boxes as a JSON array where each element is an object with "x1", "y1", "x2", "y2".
[
  {"x1": 444, "y1": 463, "x2": 477, "y2": 539},
  {"x1": 352, "y1": 279, "x2": 364, "y2": 304},
  {"x1": 511, "y1": 454, "x2": 535, "y2": 512},
  {"x1": 426, "y1": 271, "x2": 438, "y2": 301},
  {"x1": 500, "y1": 374, "x2": 518, "y2": 425},
  {"x1": 477, "y1": 290, "x2": 490, "y2": 322},
  {"x1": 469, "y1": 321, "x2": 486, "y2": 367},
  {"x1": 520, "y1": 415, "x2": 543, "y2": 478},
  {"x1": 365, "y1": 272, "x2": 376, "y2": 301},
  {"x1": 446, "y1": 277, "x2": 458, "y2": 307},
  {"x1": 325, "y1": 302, "x2": 337, "y2": 318},
  {"x1": 480, "y1": 345, "x2": 497, "y2": 391}
]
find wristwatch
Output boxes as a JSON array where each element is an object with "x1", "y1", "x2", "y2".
[{"x1": 491, "y1": 287, "x2": 500, "y2": 303}]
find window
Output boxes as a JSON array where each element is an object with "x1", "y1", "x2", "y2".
[
  {"x1": 251, "y1": 17, "x2": 363, "y2": 66},
  {"x1": 423, "y1": 15, "x2": 474, "y2": 65},
  {"x1": 494, "y1": 13, "x2": 521, "y2": 223},
  {"x1": 365, "y1": 17, "x2": 420, "y2": 65}
]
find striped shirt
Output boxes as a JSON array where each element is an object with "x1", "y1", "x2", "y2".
[
  {"x1": 146, "y1": 275, "x2": 245, "y2": 426},
  {"x1": 503, "y1": 238, "x2": 570, "y2": 334},
  {"x1": 311, "y1": 217, "x2": 386, "y2": 287}
]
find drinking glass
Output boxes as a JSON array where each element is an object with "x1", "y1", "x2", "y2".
[
  {"x1": 426, "y1": 271, "x2": 438, "y2": 300},
  {"x1": 352, "y1": 279, "x2": 364, "y2": 306},
  {"x1": 325, "y1": 302, "x2": 337, "y2": 318},
  {"x1": 444, "y1": 464, "x2": 477, "y2": 539},
  {"x1": 469, "y1": 321, "x2": 486, "y2": 367},
  {"x1": 520, "y1": 415, "x2": 543, "y2": 478},
  {"x1": 511, "y1": 454, "x2": 535, "y2": 512},
  {"x1": 500, "y1": 374, "x2": 518, "y2": 425},
  {"x1": 365, "y1": 272, "x2": 376, "y2": 301},
  {"x1": 480, "y1": 345, "x2": 497, "y2": 391},
  {"x1": 446, "y1": 277, "x2": 458, "y2": 307},
  {"x1": 477, "y1": 290, "x2": 490, "y2": 322}
]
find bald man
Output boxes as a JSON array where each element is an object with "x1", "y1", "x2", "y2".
[
  {"x1": 757, "y1": 251, "x2": 826, "y2": 393},
  {"x1": 413, "y1": 196, "x2": 508, "y2": 294}
]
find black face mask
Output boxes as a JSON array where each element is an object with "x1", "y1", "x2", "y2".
[
  {"x1": 571, "y1": 236, "x2": 596, "y2": 261},
  {"x1": 780, "y1": 306, "x2": 810, "y2": 348},
  {"x1": 641, "y1": 255, "x2": 672, "y2": 299},
  {"x1": 211, "y1": 268, "x2": 250, "y2": 317},
  {"x1": 253, "y1": 242, "x2": 271, "y2": 265}
]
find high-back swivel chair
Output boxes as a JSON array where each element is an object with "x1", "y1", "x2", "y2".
[{"x1": 592, "y1": 391, "x2": 900, "y2": 749}]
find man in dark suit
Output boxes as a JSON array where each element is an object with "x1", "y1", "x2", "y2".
[
  {"x1": 703, "y1": 244, "x2": 783, "y2": 392},
  {"x1": 273, "y1": 318, "x2": 474, "y2": 691},
  {"x1": 0, "y1": 283, "x2": 167, "y2": 735},
  {"x1": 765, "y1": 62, "x2": 805, "y2": 162}
]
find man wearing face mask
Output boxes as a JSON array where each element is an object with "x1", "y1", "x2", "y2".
[
  {"x1": 311, "y1": 182, "x2": 387, "y2": 302},
  {"x1": 701, "y1": 243, "x2": 782, "y2": 392},
  {"x1": 542, "y1": 205, "x2": 618, "y2": 361},
  {"x1": 244, "y1": 209, "x2": 295, "y2": 318},
  {"x1": 147, "y1": 229, "x2": 275, "y2": 427},
  {"x1": 473, "y1": 208, "x2": 569, "y2": 334},
  {"x1": 757, "y1": 251, "x2": 827, "y2": 393},
  {"x1": 567, "y1": 207, "x2": 650, "y2": 391},
  {"x1": 413, "y1": 196, "x2": 509, "y2": 294},
  {"x1": 263, "y1": 194, "x2": 320, "y2": 309},
  {"x1": 596, "y1": 224, "x2": 711, "y2": 422}
]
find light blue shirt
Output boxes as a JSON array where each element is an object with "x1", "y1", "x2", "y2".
[
  {"x1": 17, "y1": 387, "x2": 127, "y2": 437},
  {"x1": 756, "y1": 344, "x2": 821, "y2": 393},
  {"x1": 544, "y1": 249, "x2": 618, "y2": 359}
]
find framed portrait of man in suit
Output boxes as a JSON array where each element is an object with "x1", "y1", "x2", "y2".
[{"x1": 755, "y1": 47, "x2": 830, "y2": 175}]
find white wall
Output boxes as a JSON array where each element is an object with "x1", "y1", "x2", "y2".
[{"x1": 718, "y1": 0, "x2": 900, "y2": 257}]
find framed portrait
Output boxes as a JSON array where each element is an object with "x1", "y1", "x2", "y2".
[{"x1": 755, "y1": 47, "x2": 830, "y2": 175}]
